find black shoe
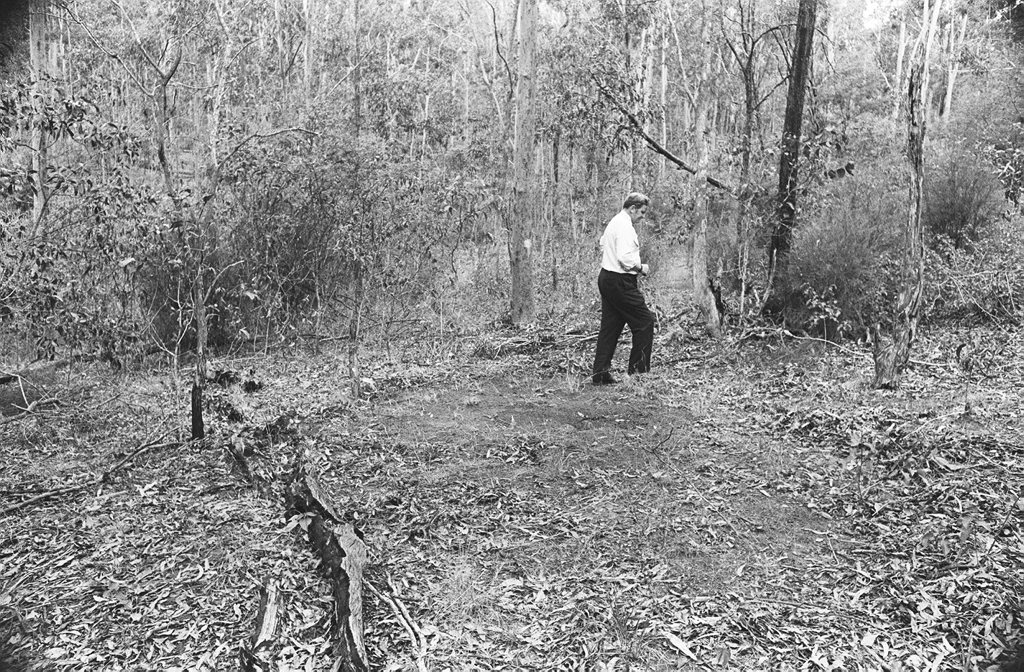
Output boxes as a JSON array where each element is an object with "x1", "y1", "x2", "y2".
[{"x1": 592, "y1": 374, "x2": 618, "y2": 385}]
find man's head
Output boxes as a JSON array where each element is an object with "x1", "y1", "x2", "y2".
[{"x1": 623, "y1": 192, "x2": 649, "y2": 223}]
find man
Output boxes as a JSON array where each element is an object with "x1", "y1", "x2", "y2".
[{"x1": 592, "y1": 192, "x2": 655, "y2": 385}]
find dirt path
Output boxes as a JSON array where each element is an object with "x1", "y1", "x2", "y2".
[{"x1": 290, "y1": 356, "x2": 859, "y2": 669}]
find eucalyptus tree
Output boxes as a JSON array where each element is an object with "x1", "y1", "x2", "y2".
[
  {"x1": 766, "y1": 0, "x2": 817, "y2": 304},
  {"x1": 873, "y1": 0, "x2": 945, "y2": 388},
  {"x1": 510, "y1": 0, "x2": 538, "y2": 324}
]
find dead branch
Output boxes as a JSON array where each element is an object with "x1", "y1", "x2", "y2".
[
  {"x1": 364, "y1": 580, "x2": 427, "y2": 671},
  {"x1": 0, "y1": 396, "x2": 60, "y2": 425},
  {"x1": 591, "y1": 77, "x2": 735, "y2": 195},
  {"x1": 0, "y1": 431, "x2": 178, "y2": 516}
]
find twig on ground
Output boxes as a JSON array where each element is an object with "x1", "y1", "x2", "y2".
[
  {"x1": 735, "y1": 328, "x2": 951, "y2": 371},
  {"x1": 16, "y1": 374, "x2": 29, "y2": 408},
  {"x1": 0, "y1": 428, "x2": 179, "y2": 516},
  {"x1": 0, "y1": 396, "x2": 60, "y2": 425},
  {"x1": 980, "y1": 492, "x2": 1022, "y2": 563},
  {"x1": 780, "y1": 331, "x2": 870, "y2": 357},
  {"x1": 365, "y1": 579, "x2": 427, "y2": 671},
  {"x1": 1, "y1": 483, "x2": 90, "y2": 516},
  {"x1": 637, "y1": 427, "x2": 677, "y2": 456},
  {"x1": 637, "y1": 433, "x2": 755, "y2": 534},
  {"x1": 87, "y1": 393, "x2": 122, "y2": 411}
]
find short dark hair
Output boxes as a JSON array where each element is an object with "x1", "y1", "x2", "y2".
[{"x1": 623, "y1": 192, "x2": 650, "y2": 209}]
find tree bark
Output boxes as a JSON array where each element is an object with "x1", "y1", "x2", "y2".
[
  {"x1": 508, "y1": 0, "x2": 537, "y2": 324},
  {"x1": 873, "y1": 0, "x2": 943, "y2": 389},
  {"x1": 192, "y1": 270, "x2": 208, "y2": 440},
  {"x1": 273, "y1": 0, "x2": 286, "y2": 79},
  {"x1": 144, "y1": 45, "x2": 207, "y2": 439},
  {"x1": 767, "y1": 0, "x2": 817, "y2": 301}
]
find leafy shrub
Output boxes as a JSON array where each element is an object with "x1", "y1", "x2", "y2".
[
  {"x1": 781, "y1": 168, "x2": 904, "y2": 338},
  {"x1": 216, "y1": 133, "x2": 477, "y2": 345},
  {"x1": 1, "y1": 83, "x2": 159, "y2": 364},
  {"x1": 923, "y1": 146, "x2": 1004, "y2": 250}
]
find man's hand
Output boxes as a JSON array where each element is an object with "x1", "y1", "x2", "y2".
[{"x1": 639, "y1": 263, "x2": 650, "y2": 276}]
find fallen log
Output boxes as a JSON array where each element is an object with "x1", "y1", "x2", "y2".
[
  {"x1": 239, "y1": 579, "x2": 284, "y2": 672},
  {"x1": 286, "y1": 460, "x2": 368, "y2": 672}
]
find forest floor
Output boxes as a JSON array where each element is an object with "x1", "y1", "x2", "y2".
[{"x1": 1, "y1": 321, "x2": 1022, "y2": 672}]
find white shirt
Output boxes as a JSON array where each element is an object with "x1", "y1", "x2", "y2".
[{"x1": 600, "y1": 209, "x2": 642, "y2": 274}]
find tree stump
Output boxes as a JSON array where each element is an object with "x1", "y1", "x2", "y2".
[
  {"x1": 239, "y1": 580, "x2": 284, "y2": 672},
  {"x1": 870, "y1": 324, "x2": 898, "y2": 389}
]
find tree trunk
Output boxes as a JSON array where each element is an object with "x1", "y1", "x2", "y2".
[
  {"x1": 463, "y1": 43, "x2": 471, "y2": 148},
  {"x1": 29, "y1": 0, "x2": 57, "y2": 232},
  {"x1": 303, "y1": 0, "x2": 314, "y2": 110},
  {"x1": 192, "y1": 265, "x2": 208, "y2": 440},
  {"x1": 146, "y1": 48, "x2": 205, "y2": 438},
  {"x1": 503, "y1": 0, "x2": 521, "y2": 134},
  {"x1": 691, "y1": 190, "x2": 721, "y2": 337},
  {"x1": 767, "y1": 0, "x2": 817, "y2": 301},
  {"x1": 348, "y1": 263, "x2": 363, "y2": 399},
  {"x1": 659, "y1": 25, "x2": 668, "y2": 182},
  {"x1": 691, "y1": 10, "x2": 721, "y2": 337},
  {"x1": 941, "y1": 11, "x2": 968, "y2": 121},
  {"x1": 352, "y1": 0, "x2": 361, "y2": 132},
  {"x1": 893, "y1": 19, "x2": 907, "y2": 120},
  {"x1": 730, "y1": 0, "x2": 760, "y2": 325},
  {"x1": 508, "y1": 0, "x2": 537, "y2": 324},
  {"x1": 873, "y1": 0, "x2": 943, "y2": 389},
  {"x1": 274, "y1": 0, "x2": 286, "y2": 79}
]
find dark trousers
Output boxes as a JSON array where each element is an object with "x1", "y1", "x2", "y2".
[{"x1": 592, "y1": 269, "x2": 655, "y2": 382}]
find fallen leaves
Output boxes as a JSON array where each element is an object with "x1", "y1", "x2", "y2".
[{"x1": 2, "y1": 327, "x2": 1022, "y2": 670}]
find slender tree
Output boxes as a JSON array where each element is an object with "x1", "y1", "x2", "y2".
[
  {"x1": 873, "y1": 0, "x2": 944, "y2": 388},
  {"x1": 509, "y1": 0, "x2": 537, "y2": 324},
  {"x1": 691, "y1": 4, "x2": 722, "y2": 337},
  {"x1": 766, "y1": 0, "x2": 817, "y2": 303},
  {"x1": 940, "y1": 5, "x2": 969, "y2": 121},
  {"x1": 721, "y1": 0, "x2": 785, "y2": 323},
  {"x1": 28, "y1": 0, "x2": 57, "y2": 233},
  {"x1": 893, "y1": 15, "x2": 908, "y2": 120}
]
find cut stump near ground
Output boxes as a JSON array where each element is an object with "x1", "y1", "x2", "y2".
[
  {"x1": 239, "y1": 579, "x2": 284, "y2": 672},
  {"x1": 286, "y1": 459, "x2": 368, "y2": 672}
]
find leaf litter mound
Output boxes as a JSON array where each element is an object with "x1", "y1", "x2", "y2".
[{"x1": 1, "y1": 325, "x2": 1021, "y2": 671}]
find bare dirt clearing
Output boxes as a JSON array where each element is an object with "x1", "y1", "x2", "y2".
[{"x1": 1, "y1": 327, "x2": 1022, "y2": 671}]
